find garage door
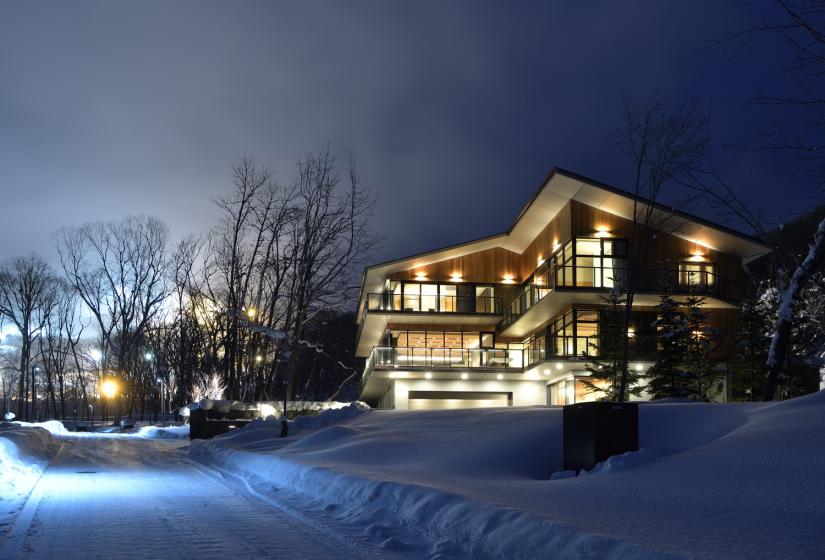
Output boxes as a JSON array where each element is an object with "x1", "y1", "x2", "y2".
[{"x1": 407, "y1": 391, "x2": 512, "y2": 410}]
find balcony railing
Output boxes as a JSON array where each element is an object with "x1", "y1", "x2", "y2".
[
  {"x1": 500, "y1": 266, "x2": 736, "y2": 329},
  {"x1": 366, "y1": 293, "x2": 502, "y2": 314},
  {"x1": 369, "y1": 346, "x2": 522, "y2": 370}
]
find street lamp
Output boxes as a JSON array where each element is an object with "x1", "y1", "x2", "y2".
[{"x1": 101, "y1": 378, "x2": 118, "y2": 426}]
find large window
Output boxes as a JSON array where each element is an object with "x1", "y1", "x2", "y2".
[
  {"x1": 549, "y1": 308, "x2": 601, "y2": 357},
  {"x1": 381, "y1": 282, "x2": 497, "y2": 313},
  {"x1": 381, "y1": 329, "x2": 521, "y2": 369},
  {"x1": 679, "y1": 261, "x2": 716, "y2": 289},
  {"x1": 552, "y1": 238, "x2": 627, "y2": 288}
]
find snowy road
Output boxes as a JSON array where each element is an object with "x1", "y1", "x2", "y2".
[{"x1": 1, "y1": 435, "x2": 385, "y2": 560}]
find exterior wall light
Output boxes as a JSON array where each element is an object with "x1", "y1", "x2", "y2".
[
  {"x1": 556, "y1": 362, "x2": 563, "y2": 370},
  {"x1": 450, "y1": 273, "x2": 463, "y2": 282},
  {"x1": 502, "y1": 274, "x2": 515, "y2": 284},
  {"x1": 595, "y1": 225, "x2": 611, "y2": 238},
  {"x1": 425, "y1": 372, "x2": 432, "y2": 379},
  {"x1": 461, "y1": 373, "x2": 469, "y2": 380},
  {"x1": 414, "y1": 272, "x2": 427, "y2": 281},
  {"x1": 496, "y1": 374, "x2": 503, "y2": 380}
]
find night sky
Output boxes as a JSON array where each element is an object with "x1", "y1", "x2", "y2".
[{"x1": 0, "y1": 1, "x2": 812, "y2": 264}]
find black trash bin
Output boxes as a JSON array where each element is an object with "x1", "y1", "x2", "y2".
[{"x1": 563, "y1": 401, "x2": 638, "y2": 473}]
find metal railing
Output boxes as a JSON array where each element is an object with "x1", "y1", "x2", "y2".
[
  {"x1": 500, "y1": 266, "x2": 735, "y2": 329},
  {"x1": 369, "y1": 346, "x2": 522, "y2": 369},
  {"x1": 366, "y1": 293, "x2": 501, "y2": 314}
]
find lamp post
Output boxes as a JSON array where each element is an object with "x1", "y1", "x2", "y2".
[{"x1": 101, "y1": 378, "x2": 118, "y2": 426}]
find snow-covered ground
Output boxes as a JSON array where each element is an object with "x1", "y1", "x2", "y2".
[
  {"x1": 191, "y1": 394, "x2": 825, "y2": 559},
  {"x1": 2, "y1": 395, "x2": 823, "y2": 559},
  {"x1": 0, "y1": 421, "x2": 63, "y2": 536}
]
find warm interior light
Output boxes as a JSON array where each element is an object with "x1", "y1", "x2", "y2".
[
  {"x1": 535, "y1": 277, "x2": 543, "y2": 286},
  {"x1": 552, "y1": 240, "x2": 561, "y2": 252},
  {"x1": 595, "y1": 225, "x2": 611, "y2": 237},
  {"x1": 502, "y1": 274, "x2": 515, "y2": 284},
  {"x1": 414, "y1": 272, "x2": 427, "y2": 281},
  {"x1": 449, "y1": 273, "x2": 463, "y2": 282},
  {"x1": 627, "y1": 328, "x2": 636, "y2": 338},
  {"x1": 537, "y1": 255, "x2": 544, "y2": 265}
]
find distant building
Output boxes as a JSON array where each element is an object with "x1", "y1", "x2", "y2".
[{"x1": 354, "y1": 168, "x2": 770, "y2": 410}]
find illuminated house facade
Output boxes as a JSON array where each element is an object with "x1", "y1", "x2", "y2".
[{"x1": 355, "y1": 168, "x2": 770, "y2": 410}]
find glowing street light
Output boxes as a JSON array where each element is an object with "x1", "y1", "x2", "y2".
[{"x1": 101, "y1": 379, "x2": 118, "y2": 399}]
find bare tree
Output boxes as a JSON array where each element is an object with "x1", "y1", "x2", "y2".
[
  {"x1": 56, "y1": 215, "x2": 170, "y2": 417},
  {"x1": 0, "y1": 254, "x2": 60, "y2": 420},
  {"x1": 281, "y1": 147, "x2": 378, "y2": 409},
  {"x1": 608, "y1": 93, "x2": 709, "y2": 401}
]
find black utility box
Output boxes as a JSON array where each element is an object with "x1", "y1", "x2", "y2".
[
  {"x1": 563, "y1": 402, "x2": 639, "y2": 472},
  {"x1": 189, "y1": 408, "x2": 252, "y2": 440}
]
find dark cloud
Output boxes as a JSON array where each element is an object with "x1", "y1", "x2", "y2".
[{"x1": 0, "y1": 0, "x2": 813, "y2": 263}]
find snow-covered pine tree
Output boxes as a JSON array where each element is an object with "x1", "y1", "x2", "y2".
[
  {"x1": 729, "y1": 288, "x2": 771, "y2": 401},
  {"x1": 581, "y1": 289, "x2": 643, "y2": 400},
  {"x1": 682, "y1": 291, "x2": 721, "y2": 401},
  {"x1": 646, "y1": 289, "x2": 689, "y2": 399}
]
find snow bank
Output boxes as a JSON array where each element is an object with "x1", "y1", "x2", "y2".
[
  {"x1": 0, "y1": 422, "x2": 62, "y2": 501},
  {"x1": 191, "y1": 394, "x2": 825, "y2": 558},
  {"x1": 10, "y1": 419, "x2": 70, "y2": 436},
  {"x1": 133, "y1": 424, "x2": 190, "y2": 440}
]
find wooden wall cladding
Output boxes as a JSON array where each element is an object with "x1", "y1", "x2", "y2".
[
  {"x1": 388, "y1": 247, "x2": 522, "y2": 284},
  {"x1": 518, "y1": 202, "x2": 572, "y2": 278},
  {"x1": 571, "y1": 201, "x2": 744, "y2": 297},
  {"x1": 387, "y1": 200, "x2": 744, "y2": 302}
]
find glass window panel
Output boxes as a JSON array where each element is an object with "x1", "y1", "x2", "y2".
[
  {"x1": 476, "y1": 286, "x2": 494, "y2": 313},
  {"x1": 577, "y1": 311, "x2": 599, "y2": 323},
  {"x1": 439, "y1": 284, "x2": 457, "y2": 312},
  {"x1": 427, "y1": 331, "x2": 444, "y2": 348},
  {"x1": 462, "y1": 332, "x2": 480, "y2": 349},
  {"x1": 480, "y1": 332, "x2": 495, "y2": 348},
  {"x1": 421, "y1": 284, "x2": 438, "y2": 312},
  {"x1": 392, "y1": 282, "x2": 402, "y2": 310},
  {"x1": 576, "y1": 239, "x2": 602, "y2": 256},
  {"x1": 444, "y1": 332, "x2": 463, "y2": 348},
  {"x1": 403, "y1": 283, "x2": 420, "y2": 311},
  {"x1": 406, "y1": 331, "x2": 427, "y2": 348}
]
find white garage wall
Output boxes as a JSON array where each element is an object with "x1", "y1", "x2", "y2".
[{"x1": 393, "y1": 379, "x2": 547, "y2": 410}]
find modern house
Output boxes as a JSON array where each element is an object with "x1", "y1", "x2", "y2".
[{"x1": 355, "y1": 168, "x2": 770, "y2": 410}]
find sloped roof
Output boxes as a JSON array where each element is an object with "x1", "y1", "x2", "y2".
[{"x1": 356, "y1": 167, "x2": 771, "y2": 320}]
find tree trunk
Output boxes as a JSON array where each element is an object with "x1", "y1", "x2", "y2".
[{"x1": 763, "y1": 217, "x2": 825, "y2": 400}]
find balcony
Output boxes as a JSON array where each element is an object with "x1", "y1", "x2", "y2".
[
  {"x1": 362, "y1": 346, "x2": 523, "y2": 386},
  {"x1": 357, "y1": 294, "x2": 504, "y2": 358},
  {"x1": 499, "y1": 266, "x2": 738, "y2": 337},
  {"x1": 365, "y1": 293, "x2": 501, "y2": 314}
]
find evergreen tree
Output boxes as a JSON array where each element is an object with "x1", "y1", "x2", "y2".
[
  {"x1": 729, "y1": 291, "x2": 771, "y2": 401},
  {"x1": 646, "y1": 290, "x2": 689, "y2": 399},
  {"x1": 682, "y1": 291, "x2": 721, "y2": 401},
  {"x1": 581, "y1": 290, "x2": 644, "y2": 400}
]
